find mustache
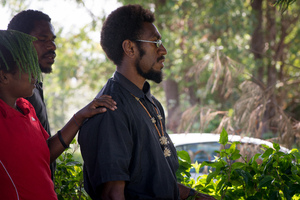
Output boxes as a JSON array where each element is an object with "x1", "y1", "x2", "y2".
[
  {"x1": 42, "y1": 51, "x2": 56, "y2": 58},
  {"x1": 157, "y1": 56, "x2": 165, "y2": 62}
]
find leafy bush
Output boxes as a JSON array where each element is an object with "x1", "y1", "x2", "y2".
[
  {"x1": 54, "y1": 140, "x2": 91, "y2": 200},
  {"x1": 177, "y1": 129, "x2": 300, "y2": 200},
  {"x1": 54, "y1": 131, "x2": 300, "y2": 199}
]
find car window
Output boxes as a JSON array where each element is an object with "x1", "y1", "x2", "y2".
[{"x1": 176, "y1": 142, "x2": 220, "y2": 163}]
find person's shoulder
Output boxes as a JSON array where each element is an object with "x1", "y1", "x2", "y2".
[
  {"x1": 152, "y1": 95, "x2": 163, "y2": 106},
  {"x1": 96, "y1": 78, "x2": 122, "y2": 96},
  {"x1": 97, "y1": 79, "x2": 129, "y2": 105}
]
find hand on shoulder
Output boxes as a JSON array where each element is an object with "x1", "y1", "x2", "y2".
[{"x1": 76, "y1": 95, "x2": 117, "y2": 121}]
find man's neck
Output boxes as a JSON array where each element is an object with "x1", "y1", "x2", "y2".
[{"x1": 116, "y1": 67, "x2": 146, "y2": 90}]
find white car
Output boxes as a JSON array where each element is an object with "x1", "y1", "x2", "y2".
[{"x1": 169, "y1": 133, "x2": 290, "y2": 177}]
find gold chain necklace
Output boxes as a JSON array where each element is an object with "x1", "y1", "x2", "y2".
[{"x1": 131, "y1": 94, "x2": 171, "y2": 157}]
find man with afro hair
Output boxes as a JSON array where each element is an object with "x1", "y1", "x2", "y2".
[{"x1": 79, "y1": 4, "x2": 216, "y2": 200}]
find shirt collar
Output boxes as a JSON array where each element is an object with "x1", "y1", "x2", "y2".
[
  {"x1": 0, "y1": 98, "x2": 30, "y2": 118},
  {"x1": 113, "y1": 71, "x2": 153, "y2": 101}
]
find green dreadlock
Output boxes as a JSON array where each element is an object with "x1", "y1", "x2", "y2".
[{"x1": 0, "y1": 29, "x2": 41, "y2": 82}]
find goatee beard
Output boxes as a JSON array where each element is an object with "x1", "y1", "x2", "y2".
[
  {"x1": 135, "y1": 45, "x2": 163, "y2": 83},
  {"x1": 40, "y1": 65, "x2": 52, "y2": 74},
  {"x1": 136, "y1": 62, "x2": 163, "y2": 83}
]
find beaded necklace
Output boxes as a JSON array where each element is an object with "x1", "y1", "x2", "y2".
[{"x1": 131, "y1": 94, "x2": 171, "y2": 157}]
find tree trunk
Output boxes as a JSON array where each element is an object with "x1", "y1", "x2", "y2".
[
  {"x1": 251, "y1": 0, "x2": 265, "y2": 83},
  {"x1": 163, "y1": 79, "x2": 181, "y2": 132},
  {"x1": 264, "y1": 3, "x2": 278, "y2": 135},
  {"x1": 250, "y1": 0, "x2": 266, "y2": 137}
]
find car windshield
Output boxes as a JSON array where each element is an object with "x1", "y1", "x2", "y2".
[{"x1": 176, "y1": 142, "x2": 220, "y2": 163}]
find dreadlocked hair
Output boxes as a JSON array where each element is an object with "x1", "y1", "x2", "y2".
[{"x1": 0, "y1": 30, "x2": 41, "y2": 82}]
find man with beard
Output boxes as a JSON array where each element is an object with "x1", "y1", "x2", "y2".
[
  {"x1": 78, "y1": 4, "x2": 216, "y2": 200},
  {"x1": 7, "y1": 10, "x2": 57, "y2": 180},
  {"x1": 7, "y1": 10, "x2": 118, "y2": 183}
]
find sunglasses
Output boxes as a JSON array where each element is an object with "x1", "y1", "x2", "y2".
[{"x1": 135, "y1": 39, "x2": 163, "y2": 48}]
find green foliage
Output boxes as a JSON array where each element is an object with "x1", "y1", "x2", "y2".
[
  {"x1": 54, "y1": 130, "x2": 300, "y2": 200},
  {"x1": 54, "y1": 139, "x2": 91, "y2": 200},
  {"x1": 273, "y1": 0, "x2": 297, "y2": 12},
  {"x1": 177, "y1": 128, "x2": 300, "y2": 200}
]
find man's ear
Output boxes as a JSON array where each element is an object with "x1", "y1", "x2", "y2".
[
  {"x1": 122, "y1": 40, "x2": 136, "y2": 58},
  {"x1": 0, "y1": 70, "x2": 9, "y2": 84}
]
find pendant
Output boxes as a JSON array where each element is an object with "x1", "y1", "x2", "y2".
[
  {"x1": 151, "y1": 117, "x2": 156, "y2": 123},
  {"x1": 159, "y1": 136, "x2": 169, "y2": 145},
  {"x1": 164, "y1": 147, "x2": 171, "y2": 157}
]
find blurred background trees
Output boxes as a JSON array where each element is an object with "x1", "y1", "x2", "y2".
[{"x1": 1, "y1": 0, "x2": 299, "y2": 149}]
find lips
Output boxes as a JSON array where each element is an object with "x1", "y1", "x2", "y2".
[
  {"x1": 159, "y1": 59, "x2": 165, "y2": 63},
  {"x1": 158, "y1": 57, "x2": 165, "y2": 68},
  {"x1": 43, "y1": 52, "x2": 56, "y2": 63}
]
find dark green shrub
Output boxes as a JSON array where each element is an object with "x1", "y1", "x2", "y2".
[
  {"x1": 54, "y1": 140, "x2": 91, "y2": 200},
  {"x1": 177, "y1": 129, "x2": 300, "y2": 200}
]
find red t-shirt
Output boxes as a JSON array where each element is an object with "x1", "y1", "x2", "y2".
[{"x1": 0, "y1": 98, "x2": 57, "y2": 200}]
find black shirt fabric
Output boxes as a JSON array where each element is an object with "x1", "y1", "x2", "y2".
[
  {"x1": 78, "y1": 72, "x2": 180, "y2": 200},
  {"x1": 25, "y1": 82, "x2": 56, "y2": 180}
]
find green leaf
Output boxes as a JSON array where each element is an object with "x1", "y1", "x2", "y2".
[
  {"x1": 249, "y1": 153, "x2": 261, "y2": 164},
  {"x1": 206, "y1": 170, "x2": 218, "y2": 185},
  {"x1": 273, "y1": 143, "x2": 280, "y2": 151},
  {"x1": 177, "y1": 150, "x2": 192, "y2": 163},
  {"x1": 229, "y1": 151, "x2": 241, "y2": 160},
  {"x1": 200, "y1": 161, "x2": 221, "y2": 168},
  {"x1": 228, "y1": 142, "x2": 236, "y2": 153},
  {"x1": 192, "y1": 161, "x2": 201, "y2": 174},
  {"x1": 291, "y1": 165, "x2": 298, "y2": 175},
  {"x1": 283, "y1": 185, "x2": 292, "y2": 200},
  {"x1": 258, "y1": 175, "x2": 274, "y2": 188},
  {"x1": 228, "y1": 109, "x2": 234, "y2": 117},
  {"x1": 261, "y1": 144, "x2": 270, "y2": 149},
  {"x1": 269, "y1": 190, "x2": 280, "y2": 200},
  {"x1": 291, "y1": 149, "x2": 300, "y2": 161},
  {"x1": 246, "y1": 197, "x2": 259, "y2": 200},
  {"x1": 219, "y1": 128, "x2": 228, "y2": 145},
  {"x1": 290, "y1": 148, "x2": 299, "y2": 154},
  {"x1": 231, "y1": 162, "x2": 246, "y2": 170},
  {"x1": 288, "y1": 184, "x2": 300, "y2": 196},
  {"x1": 216, "y1": 178, "x2": 226, "y2": 191},
  {"x1": 235, "y1": 168, "x2": 252, "y2": 185},
  {"x1": 261, "y1": 148, "x2": 274, "y2": 159}
]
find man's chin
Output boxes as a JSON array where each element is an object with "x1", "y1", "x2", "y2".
[
  {"x1": 40, "y1": 65, "x2": 53, "y2": 74},
  {"x1": 41, "y1": 69, "x2": 52, "y2": 73},
  {"x1": 145, "y1": 73, "x2": 163, "y2": 83}
]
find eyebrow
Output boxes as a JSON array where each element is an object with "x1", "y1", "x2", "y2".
[
  {"x1": 151, "y1": 33, "x2": 161, "y2": 40},
  {"x1": 38, "y1": 34, "x2": 56, "y2": 40}
]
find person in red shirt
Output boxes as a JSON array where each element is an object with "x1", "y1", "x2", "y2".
[{"x1": 0, "y1": 30, "x2": 116, "y2": 200}]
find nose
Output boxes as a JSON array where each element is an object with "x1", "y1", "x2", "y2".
[
  {"x1": 46, "y1": 40, "x2": 56, "y2": 50},
  {"x1": 159, "y1": 44, "x2": 167, "y2": 55}
]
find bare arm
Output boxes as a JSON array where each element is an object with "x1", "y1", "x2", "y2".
[
  {"x1": 100, "y1": 181, "x2": 126, "y2": 200},
  {"x1": 48, "y1": 95, "x2": 117, "y2": 163},
  {"x1": 178, "y1": 183, "x2": 216, "y2": 200}
]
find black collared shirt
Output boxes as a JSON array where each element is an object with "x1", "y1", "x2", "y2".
[
  {"x1": 25, "y1": 82, "x2": 56, "y2": 181},
  {"x1": 79, "y1": 71, "x2": 179, "y2": 200},
  {"x1": 26, "y1": 82, "x2": 51, "y2": 136}
]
